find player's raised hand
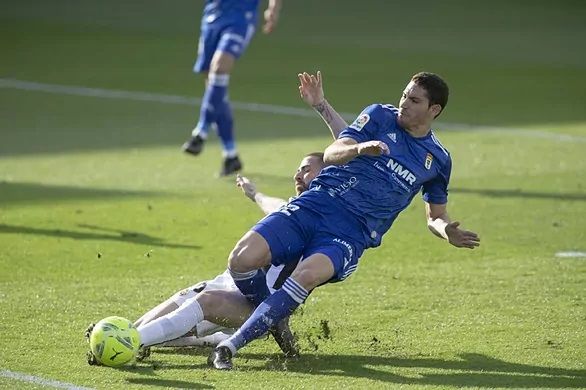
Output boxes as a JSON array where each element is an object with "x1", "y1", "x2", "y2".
[
  {"x1": 263, "y1": 6, "x2": 280, "y2": 34},
  {"x1": 236, "y1": 174, "x2": 257, "y2": 201},
  {"x1": 445, "y1": 221, "x2": 480, "y2": 249},
  {"x1": 357, "y1": 141, "x2": 390, "y2": 156},
  {"x1": 298, "y1": 71, "x2": 324, "y2": 107}
]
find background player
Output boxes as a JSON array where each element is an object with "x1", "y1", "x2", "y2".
[
  {"x1": 209, "y1": 71, "x2": 481, "y2": 369},
  {"x1": 182, "y1": 0, "x2": 283, "y2": 176}
]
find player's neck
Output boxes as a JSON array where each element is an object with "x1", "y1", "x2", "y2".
[{"x1": 404, "y1": 123, "x2": 432, "y2": 138}]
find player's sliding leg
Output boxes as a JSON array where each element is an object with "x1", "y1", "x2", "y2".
[
  {"x1": 134, "y1": 298, "x2": 180, "y2": 328},
  {"x1": 136, "y1": 289, "x2": 253, "y2": 348},
  {"x1": 209, "y1": 254, "x2": 335, "y2": 370}
]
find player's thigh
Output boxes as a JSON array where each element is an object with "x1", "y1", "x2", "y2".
[
  {"x1": 193, "y1": 22, "x2": 222, "y2": 73},
  {"x1": 209, "y1": 51, "x2": 236, "y2": 74},
  {"x1": 302, "y1": 235, "x2": 364, "y2": 285},
  {"x1": 290, "y1": 253, "x2": 336, "y2": 291},
  {"x1": 211, "y1": 22, "x2": 255, "y2": 74},
  {"x1": 229, "y1": 230, "x2": 272, "y2": 272},
  {"x1": 251, "y1": 210, "x2": 313, "y2": 269},
  {"x1": 197, "y1": 289, "x2": 253, "y2": 328}
]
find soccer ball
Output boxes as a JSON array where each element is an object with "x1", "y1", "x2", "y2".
[{"x1": 89, "y1": 316, "x2": 140, "y2": 367}]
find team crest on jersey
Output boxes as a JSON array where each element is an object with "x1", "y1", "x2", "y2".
[
  {"x1": 425, "y1": 153, "x2": 433, "y2": 170},
  {"x1": 349, "y1": 113, "x2": 370, "y2": 131},
  {"x1": 387, "y1": 132, "x2": 397, "y2": 143}
]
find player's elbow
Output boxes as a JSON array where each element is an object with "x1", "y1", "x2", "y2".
[{"x1": 323, "y1": 146, "x2": 349, "y2": 166}]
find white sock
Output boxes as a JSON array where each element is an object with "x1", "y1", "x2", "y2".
[{"x1": 137, "y1": 297, "x2": 204, "y2": 347}]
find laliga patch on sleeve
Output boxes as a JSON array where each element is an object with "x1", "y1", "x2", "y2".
[{"x1": 349, "y1": 113, "x2": 370, "y2": 131}]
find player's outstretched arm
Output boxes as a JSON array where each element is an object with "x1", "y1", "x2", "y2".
[
  {"x1": 263, "y1": 0, "x2": 282, "y2": 34},
  {"x1": 425, "y1": 202, "x2": 480, "y2": 249},
  {"x1": 298, "y1": 71, "x2": 348, "y2": 139},
  {"x1": 237, "y1": 174, "x2": 287, "y2": 215}
]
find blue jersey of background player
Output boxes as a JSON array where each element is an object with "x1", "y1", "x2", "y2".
[
  {"x1": 182, "y1": 0, "x2": 283, "y2": 176},
  {"x1": 208, "y1": 71, "x2": 481, "y2": 370}
]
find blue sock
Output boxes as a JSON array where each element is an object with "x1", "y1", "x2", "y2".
[
  {"x1": 219, "y1": 278, "x2": 308, "y2": 355},
  {"x1": 214, "y1": 94, "x2": 236, "y2": 158},
  {"x1": 194, "y1": 76, "x2": 222, "y2": 138},
  {"x1": 230, "y1": 269, "x2": 271, "y2": 307},
  {"x1": 195, "y1": 73, "x2": 236, "y2": 156}
]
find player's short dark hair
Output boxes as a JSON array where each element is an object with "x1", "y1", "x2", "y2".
[
  {"x1": 411, "y1": 72, "x2": 449, "y2": 118},
  {"x1": 305, "y1": 152, "x2": 325, "y2": 161}
]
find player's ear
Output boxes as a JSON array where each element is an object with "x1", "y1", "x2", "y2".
[{"x1": 430, "y1": 104, "x2": 442, "y2": 119}]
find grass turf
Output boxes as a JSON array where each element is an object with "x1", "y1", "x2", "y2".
[{"x1": 1, "y1": 0, "x2": 585, "y2": 388}]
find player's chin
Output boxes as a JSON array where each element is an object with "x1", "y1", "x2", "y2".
[
  {"x1": 397, "y1": 114, "x2": 408, "y2": 127},
  {"x1": 295, "y1": 185, "x2": 306, "y2": 195}
]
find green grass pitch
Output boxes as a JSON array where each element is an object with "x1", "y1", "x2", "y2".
[{"x1": 1, "y1": 0, "x2": 585, "y2": 388}]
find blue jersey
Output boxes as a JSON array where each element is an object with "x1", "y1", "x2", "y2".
[
  {"x1": 203, "y1": 0, "x2": 260, "y2": 22},
  {"x1": 310, "y1": 104, "x2": 452, "y2": 248}
]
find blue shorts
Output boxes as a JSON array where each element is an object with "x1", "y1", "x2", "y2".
[
  {"x1": 194, "y1": 16, "x2": 256, "y2": 73},
  {"x1": 252, "y1": 194, "x2": 366, "y2": 283}
]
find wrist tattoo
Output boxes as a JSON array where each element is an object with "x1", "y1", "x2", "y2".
[{"x1": 313, "y1": 101, "x2": 333, "y2": 124}]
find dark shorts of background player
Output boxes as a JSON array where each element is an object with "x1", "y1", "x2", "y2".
[{"x1": 252, "y1": 193, "x2": 366, "y2": 283}]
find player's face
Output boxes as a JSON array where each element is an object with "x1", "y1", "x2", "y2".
[
  {"x1": 397, "y1": 81, "x2": 439, "y2": 129},
  {"x1": 293, "y1": 156, "x2": 323, "y2": 195}
]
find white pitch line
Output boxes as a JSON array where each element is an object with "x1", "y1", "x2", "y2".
[
  {"x1": 555, "y1": 251, "x2": 586, "y2": 258},
  {"x1": 1, "y1": 78, "x2": 585, "y2": 143},
  {"x1": 0, "y1": 369, "x2": 95, "y2": 390}
]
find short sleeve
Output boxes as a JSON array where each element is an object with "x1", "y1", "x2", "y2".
[
  {"x1": 422, "y1": 157, "x2": 452, "y2": 204},
  {"x1": 338, "y1": 104, "x2": 389, "y2": 143}
]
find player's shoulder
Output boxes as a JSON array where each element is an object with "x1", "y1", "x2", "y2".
[
  {"x1": 428, "y1": 130, "x2": 452, "y2": 164},
  {"x1": 361, "y1": 103, "x2": 398, "y2": 118},
  {"x1": 348, "y1": 103, "x2": 397, "y2": 132}
]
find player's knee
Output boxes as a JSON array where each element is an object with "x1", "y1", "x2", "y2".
[
  {"x1": 228, "y1": 233, "x2": 270, "y2": 272},
  {"x1": 228, "y1": 244, "x2": 264, "y2": 272}
]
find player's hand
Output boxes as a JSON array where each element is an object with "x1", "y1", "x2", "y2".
[
  {"x1": 263, "y1": 7, "x2": 280, "y2": 34},
  {"x1": 298, "y1": 71, "x2": 325, "y2": 107},
  {"x1": 445, "y1": 221, "x2": 480, "y2": 249},
  {"x1": 357, "y1": 141, "x2": 390, "y2": 156},
  {"x1": 236, "y1": 174, "x2": 257, "y2": 201}
]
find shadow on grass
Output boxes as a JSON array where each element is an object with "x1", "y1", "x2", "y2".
[
  {"x1": 126, "y1": 377, "x2": 213, "y2": 389},
  {"x1": 0, "y1": 181, "x2": 163, "y2": 206},
  {"x1": 451, "y1": 187, "x2": 586, "y2": 201},
  {"x1": 0, "y1": 223, "x2": 200, "y2": 249},
  {"x1": 146, "y1": 349, "x2": 585, "y2": 388}
]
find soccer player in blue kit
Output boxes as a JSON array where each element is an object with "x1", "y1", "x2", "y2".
[
  {"x1": 182, "y1": 0, "x2": 283, "y2": 176},
  {"x1": 208, "y1": 71, "x2": 481, "y2": 369}
]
